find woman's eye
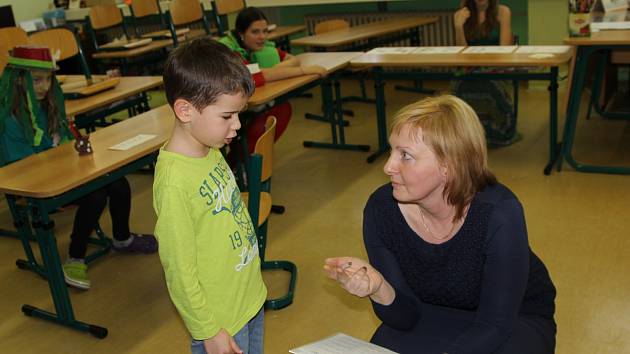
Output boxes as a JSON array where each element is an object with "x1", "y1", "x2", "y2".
[{"x1": 402, "y1": 151, "x2": 412, "y2": 160}]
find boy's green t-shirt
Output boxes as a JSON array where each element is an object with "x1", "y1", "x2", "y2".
[{"x1": 152, "y1": 147, "x2": 267, "y2": 340}]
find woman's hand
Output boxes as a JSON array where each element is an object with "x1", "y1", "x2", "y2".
[
  {"x1": 203, "y1": 328, "x2": 242, "y2": 354},
  {"x1": 324, "y1": 257, "x2": 384, "y2": 298},
  {"x1": 302, "y1": 65, "x2": 328, "y2": 78},
  {"x1": 454, "y1": 7, "x2": 471, "y2": 28}
]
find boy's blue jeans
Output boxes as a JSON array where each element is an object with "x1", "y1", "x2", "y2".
[{"x1": 191, "y1": 308, "x2": 264, "y2": 354}]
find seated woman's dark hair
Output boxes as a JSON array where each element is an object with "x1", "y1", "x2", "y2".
[{"x1": 235, "y1": 7, "x2": 268, "y2": 35}]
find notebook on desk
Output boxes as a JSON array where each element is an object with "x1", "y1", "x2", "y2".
[
  {"x1": 61, "y1": 77, "x2": 120, "y2": 99},
  {"x1": 142, "y1": 27, "x2": 190, "y2": 39},
  {"x1": 99, "y1": 38, "x2": 153, "y2": 51}
]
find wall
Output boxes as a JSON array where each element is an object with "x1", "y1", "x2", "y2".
[
  {"x1": 528, "y1": 0, "x2": 568, "y2": 45},
  {"x1": 0, "y1": 0, "x2": 51, "y2": 23}
]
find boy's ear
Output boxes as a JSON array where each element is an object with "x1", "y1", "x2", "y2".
[{"x1": 173, "y1": 98, "x2": 195, "y2": 123}]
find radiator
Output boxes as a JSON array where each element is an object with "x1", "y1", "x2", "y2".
[{"x1": 304, "y1": 10, "x2": 456, "y2": 47}]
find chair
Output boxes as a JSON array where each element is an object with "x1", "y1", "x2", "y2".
[
  {"x1": 242, "y1": 116, "x2": 297, "y2": 310},
  {"x1": 0, "y1": 27, "x2": 28, "y2": 72},
  {"x1": 28, "y1": 27, "x2": 92, "y2": 79},
  {"x1": 211, "y1": 0, "x2": 245, "y2": 35},
  {"x1": 0, "y1": 26, "x2": 28, "y2": 50},
  {"x1": 28, "y1": 26, "x2": 150, "y2": 131},
  {"x1": 129, "y1": 0, "x2": 166, "y2": 37},
  {"x1": 314, "y1": 19, "x2": 349, "y2": 35},
  {"x1": 166, "y1": 0, "x2": 213, "y2": 47},
  {"x1": 86, "y1": 4, "x2": 131, "y2": 51}
]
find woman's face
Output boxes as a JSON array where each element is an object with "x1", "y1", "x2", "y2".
[
  {"x1": 241, "y1": 19, "x2": 269, "y2": 51},
  {"x1": 383, "y1": 124, "x2": 447, "y2": 204},
  {"x1": 31, "y1": 70, "x2": 52, "y2": 100}
]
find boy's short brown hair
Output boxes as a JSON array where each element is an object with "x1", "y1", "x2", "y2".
[{"x1": 163, "y1": 38, "x2": 254, "y2": 111}]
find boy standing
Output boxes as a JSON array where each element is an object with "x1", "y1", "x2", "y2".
[{"x1": 153, "y1": 39, "x2": 267, "y2": 354}]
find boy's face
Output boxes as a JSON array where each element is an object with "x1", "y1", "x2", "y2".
[{"x1": 187, "y1": 92, "x2": 248, "y2": 149}]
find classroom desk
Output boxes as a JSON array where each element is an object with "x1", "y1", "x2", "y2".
[
  {"x1": 64, "y1": 75, "x2": 163, "y2": 129},
  {"x1": 247, "y1": 52, "x2": 369, "y2": 152},
  {"x1": 267, "y1": 25, "x2": 306, "y2": 52},
  {"x1": 563, "y1": 30, "x2": 630, "y2": 174},
  {"x1": 91, "y1": 39, "x2": 175, "y2": 60},
  {"x1": 65, "y1": 75, "x2": 163, "y2": 117},
  {"x1": 351, "y1": 46, "x2": 574, "y2": 174},
  {"x1": 0, "y1": 105, "x2": 174, "y2": 337},
  {"x1": 291, "y1": 17, "x2": 438, "y2": 50}
]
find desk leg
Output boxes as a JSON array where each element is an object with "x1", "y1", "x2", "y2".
[
  {"x1": 394, "y1": 27, "x2": 435, "y2": 95},
  {"x1": 303, "y1": 77, "x2": 370, "y2": 151},
  {"x1": 544, "y1": 67, "x2": 562, "y2": 175},
  {"x1": 367, "y1": 67, "x2": 390, "y2": 163},
  {"x1": 21, "y1": 199, "x2": 108, "y2": 339},
  {"x1": 5, "y1": 195, "x2": 47, "y2": 277},
  {"x1": 561, "y1": 46, "x2": 630, "y2": 174}
]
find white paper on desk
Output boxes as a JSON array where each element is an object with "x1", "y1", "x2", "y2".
[
  {"x1": 463, "y1": 45, "x2": 517, "y2": 54},
  {"x1": 601, "y1": 0, "x2": 628, "y2": 12},
  {"x1": 412, "y1": 46, "x2": 465, "y2": 54},
  {"x1": 289, "y1": 333, "x2": 398, "y2": 354},
  {"x1": 109, "y1": 134, "x2": 157, "y2": 151},
  {"x1": 368, "y1": 47, "x2": 417, "y2": 55},
  {"x1": 515, "y1": 46, "x2": 571, "y2": 54},
  {"x1": 591, "y1": 21, "x2": 630, "y2": 30}
]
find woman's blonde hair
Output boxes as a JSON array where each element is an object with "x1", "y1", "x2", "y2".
[{"x1": 390, "y1": 95, "x2": 496, "y2": 220}]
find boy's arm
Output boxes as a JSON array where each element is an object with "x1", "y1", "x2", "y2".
[{"x1": 154, "y1": 184, "x2": 221, "y2": 340}]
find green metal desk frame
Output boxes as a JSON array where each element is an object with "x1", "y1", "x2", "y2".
[
  {"x1": 562, "y1": 45, "x2": 630, "y2": 174},
  {"x1": 6, "y1": 153, "x2": 157, "y2": 338}
]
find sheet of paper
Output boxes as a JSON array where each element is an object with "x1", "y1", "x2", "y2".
[
  {"x1": 289, "y1": 333, "x2": 398, "y2": 354},
  {"x1": 368, "y1": 47, "x2": 417, "y2": 55},
  {"x1": 109, "y1": 134, "x2": 157, "y2": 151},
  {"x1": 462, "y1": 46, "x2": 518, "y2": 54},
  {"x1": 412, "y1": 46, "x2": 465, "y2": 54},
  {"x1": 591, "y1": 21, "x2": 630, "y2": 30},
  {"x1": 515, "y1": 46, "x2": 571, "y2": 54},
  {"x1": 601, "y1": 0, "x2": 628, "y2": 12}
]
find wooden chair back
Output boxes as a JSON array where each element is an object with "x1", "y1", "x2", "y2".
[
  {"x1": 28, "y1": 28, "x2": 79, "y2": 60},
  {"x1": 314, "y1": 19, "x2": 350, "y2": 34},
  {"x1": 213, "y1": 0, "x2": 245, "y2": 15},
  {"x1": 89, "y1": 4, "x2": 124, "y2": 30},
  {"x1": 254, "y1": 116, "x2": 277, "y2": 182},
  {"x1": 169, "y1": 0, "x2": 203, "y2": 26},
  {"x1": 131, "y1": 0, "x2": 161, "y2": 18}
]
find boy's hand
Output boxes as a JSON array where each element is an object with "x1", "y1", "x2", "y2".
[
  {"x1": 203, "y1": 329, "x2": 243, "y2": 354},
  {"x1": 454, "y1": 7, "x2": 471, "y2": 28}
]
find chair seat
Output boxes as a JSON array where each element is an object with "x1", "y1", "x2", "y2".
[{"x1": 241, "y1": 191, "x2": 272, "y2": 227}]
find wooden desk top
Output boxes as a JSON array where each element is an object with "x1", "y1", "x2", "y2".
[
  {"x1": 249, "y1": 75, "x2": 318, "y2": 106},
  {"x1": 564, "y1": 30, "x2": 630, "y2": 46},
  {"x1": 248, "y1": 52, "x2": 362, "y2": 106},
  {"x1": 267, "y1": 25, "x2": 306, "y2": 41},
  {"x1": 0, "y1": 105, "x2": 174, "y2": 198},
  {"x1": 65, "y1": 76, "x2": 163, "y2": 117},
  {"x1": 351, "y1": 46, "x2": 574, "y2": 67},
  {"x1": 92, "y1": 39, "x2": 173, "y2": 59},
  {"x1": 291, "y1": 17, "x2": 438, "y2": 48}
]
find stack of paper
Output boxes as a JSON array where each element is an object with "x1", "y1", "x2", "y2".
[
  {"x1": 515, "y1": 46, "x2": 571, "y2": 54},
  {"x1": 412, "y1": 46, "x2": 465, "y2": 54},
  {"x1": 463, "y1": 46, "x2": 518, "y2": 54},
  {"x1": 368, "y1": 47, "x2": 417, "y2": 55},
  {"x1": 290, "y1": 333, "x2": 398, "y2": 354}
]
